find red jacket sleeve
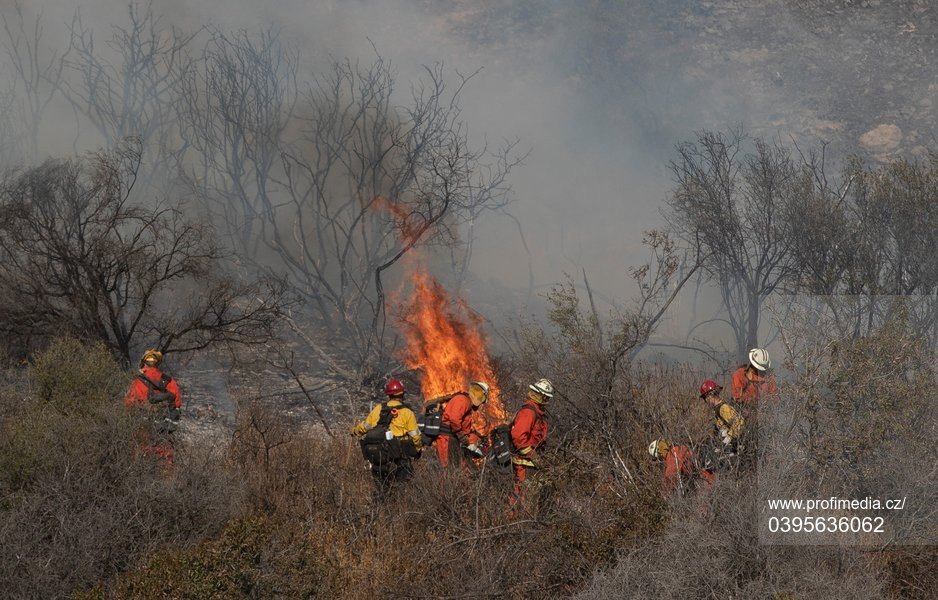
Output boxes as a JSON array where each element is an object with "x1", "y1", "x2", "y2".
[
  {"x1": 124, "y1": 378, "x2": 149, "y2": 408},
  {"x1": 731, "y1": 367, "x2": 748, "y2": 402},
  {"x1": 167, "y1": 378, "x2": 182, "y2": 409}
]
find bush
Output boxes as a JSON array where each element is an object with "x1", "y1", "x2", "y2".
[
  {"x1": 5, "y1": 327, "x2": 936, "y2": 598},
  {"x1": 575, "y1": 478, "x2": 885, "y2": 599},
  {"x1": 0, "y1": 338, "x2": 239, "y2": 598}
]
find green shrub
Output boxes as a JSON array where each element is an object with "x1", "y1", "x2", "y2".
[
  {"x1": 0, "y1": 338, "x2": 239, "y2": 598},
  {"x1": 31, "y1": 338, "x2": 127, "y2": 415}
]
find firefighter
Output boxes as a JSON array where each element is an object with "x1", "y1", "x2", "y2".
[
  {"x1": 509, "y1": 377, "x2": 552, "y2": 507},
  {"x1": 433, "y1": 381, "x2": 490, "y2": 467},
  {"x1": 731, "y1": 347, "x2": 777, "y2": 404},
  {"x1": 353, "y1": 379, "x2": 423, "y2": 493},
  {"x1": 124, "y1": 349, "x2": 181, "y2": 464},
  {"x1": 700, "y1": 379, "x2": 744, "y2": 454},
  {"x1": 647, "y1": 439, "x2": 716, "y2": 496}
]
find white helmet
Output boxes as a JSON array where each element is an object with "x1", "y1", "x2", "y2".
[
  {"x1": 529, "y1": 378, "x2": 554, "y2": 398},
  {"x1": 648, "y1": 439, "x2": 669, "y2": 459},
  {"x1": 748, "y1": 348, "x2": 771, "y2": 371}
]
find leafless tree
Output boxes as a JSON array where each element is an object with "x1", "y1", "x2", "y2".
[
  {"x1": 0, "y1": 141, "x2": 286, "y2": 363},
  {"x1": 277, "y1": 57, "x2": 521, "y2": 374},
  {"x1": 61, "y1": 2, "x2": 195, "y2": 192},
  {"x1": 514, "y1": 230, "x2": 699, "y2": 496},
  {"x1": 785, "y1": 152, "x2": 938, "y2": 346},
  {"x1": 0, "y1": 1, "x2": 66, "y2": 163},
  {"x1": 667, "y1": 128, "x2": 801, "y2": 357},
  {"x1": 175, "y1": 25, "x2": 298, "y2": 257},
  {"x1": 177, "y1": 37, "x2": 523, "y2": 380}
]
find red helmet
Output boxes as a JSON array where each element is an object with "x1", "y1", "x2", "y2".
[
  {"x1": 385, "y1": 379, "x2": 406, "y2": 397},
  {"x1": 699, "y1": 380, "x2": 722, "y2": 398}
]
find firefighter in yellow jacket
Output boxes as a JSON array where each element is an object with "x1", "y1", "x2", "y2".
[
  {"x1": 353, "y1": 379, "x2": 423, "y2": 493},
  {"x1": 699, "y1": 379, "x2": 744, "y2": 454}
]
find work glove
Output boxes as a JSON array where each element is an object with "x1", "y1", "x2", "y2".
[
  {"x1": 466, "y1": 443, "x2": 484, "y2": 458},
  {"x1": 719, "y1": 428, "x2": 733, "y2": 446}
]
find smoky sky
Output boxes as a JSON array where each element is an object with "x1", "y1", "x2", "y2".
[{"x1": 6, "y1": 0, "x2": 936, "y2": 347}]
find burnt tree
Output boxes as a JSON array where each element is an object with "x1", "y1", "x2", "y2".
[
  {"x1": 667, "y1": 128, "x2": 800, "y2": 357},
  {"x1": 177, "y1": 38, "x2": 523, "y2": 380},
  {"x1": 0, "y1": 142, "x2": 285, "y2": 363}
]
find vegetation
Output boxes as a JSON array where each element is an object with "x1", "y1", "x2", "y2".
[
  {"x1": 0, "y1": 3, "x2": 935, "y2": 599},
  {"x1": 2, "y1": 305, "x2": 936, "y2": 599}
]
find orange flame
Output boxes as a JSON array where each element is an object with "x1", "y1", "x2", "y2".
[
  {"x1": 373, "y1": 195, "x2": 422, "y2": 246},
  {"x1": 396, "y1": 269, "x2": 507, "y2": 433}
]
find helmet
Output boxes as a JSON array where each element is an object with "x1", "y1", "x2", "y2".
[
  {"x1": 140, "y1": 349, "x2": 163, "y2": 368},
  {"x1": 748, "y1": 348, "x2": 771, "y2": 371},
  {"x1": 648, "y1": 439, "x2": 670, "y2": 459},
  {"x1": 529, "y1": 378, "x2": 554, "y2": 398},
  {"x1": 385, "y1": 379, "x2": 406, "y2": 397},
  {"x1": 469, "y1": 381, "x2": 490, "y2": 400},
  {"x1": 699, "y1": 379, "x2": 722, "y2": 398}
]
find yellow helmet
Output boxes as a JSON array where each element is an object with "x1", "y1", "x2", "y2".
[
  {"x1": 469, "y1": 381, "x2": 490, "y2": 404},
  {"x1": 140, "y1": 349, "x2": 163, "y2": 368}
]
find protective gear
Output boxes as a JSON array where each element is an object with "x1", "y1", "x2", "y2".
[
  {"x1": 731, "y1": 364, "x2": 778, "y2": 403},
  {"x1": 511, "y1": 400, "x2": 547, "y2": 455},
  {"x1": 748, "y1": 348, "x2": 771, "y2": 371},
  {"x1": 528, "y1": 378, "x2": 554, "y2": 399},
  {"x1": 509, "y1": 398, "x2": 548, "y2": 506},
  {"x1": 385, "y1": 379, "x2": 406, "y2": 397},
  {"x1": 354, "y1": 399, "x2": 420, "y2": 446},
  {"x1": 648, "y1": 439, "x2": 670, "y2": 460},
  {"x1": 125, "y1": 359, "x2": 179, "y2": 469},
  {"x1": 125, "y1": 365, "x2": 182, "y2": 410},
  {"x1": 699, "y1": 380, "x2": 722, "y2": 398},
  {"x1": 468, "y1": 381, "x2": 490, "y2": 404},
  {"x1": 660, "y1": 443, "x2": 717, "y2": 496},
  {"x1": 466, "y1": 443, "x2": 484, "y2": 458},
  {"x1": 434, "y1": 392, "x2": 482, "y2": 467},
  {"x1": 354, "y1": 398, "x2": 422, "y2": 493},
  {"x1": 140, "y1": 349, "x2": 163, "y2": 368},
  {"x1": 714, "y1": 401, "x2": 744, "y2": 446}
]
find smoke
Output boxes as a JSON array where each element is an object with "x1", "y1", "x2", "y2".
[{"x1": 3, "y1": 0, "x2": 932, "y2": 356}]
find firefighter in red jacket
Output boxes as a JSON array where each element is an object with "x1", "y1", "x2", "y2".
[
  {"x1": 124, "y1": 349, "x2": 181, "y2": 463},
  {"x1": 647, "y1": 439, "x2": 716, "y2": 496},
  {"x1": 731, "y1": 347, "x2": 777, "y2": 404},
  {"x1": 125, "y1": 349, "x2": 182, "y2": 410},
  {"x1": 433, "y1": 381, "x2": 490, "y2": 467},
  {"x1": 509, "y1": 377, "x2": 552, "y2": 506}
]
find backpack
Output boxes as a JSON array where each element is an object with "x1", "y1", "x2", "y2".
[
  {"x1": 417, "y1": 393, "x2": 461, "y2": 440},
  {"x1": 138, "y1": 372, "x2": 176, "y2": 405},
  {"x1": 138, "y1": 372, "x2": 181, "y2": 423},
  {"x1": 489, "y1": 424, "x2": 513, "y2": 469},
  {"x1": 360, "y1": 402, "x2": 405, "y2": 465},
  {"x1": 488, "y1": 405, "x2": 541, "y2": 470}
]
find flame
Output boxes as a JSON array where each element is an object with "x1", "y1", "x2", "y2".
[
  {"x1": 396, "y1": 268, "x2": 507, "y2": 433},
  {"x1": 373, "y1": 195, "x2": 423, "y2": 246}
]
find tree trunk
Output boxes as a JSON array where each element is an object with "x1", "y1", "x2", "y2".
[{"x1": 745, "y1": 288, "x2": 761, "y2": 353}]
